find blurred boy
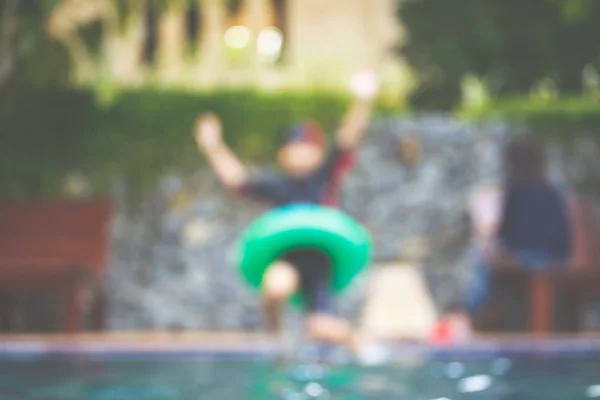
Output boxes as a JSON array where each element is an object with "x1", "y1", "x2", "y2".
[{"x1": 194, "y1": 71, "x2": 379, "y2": 356}]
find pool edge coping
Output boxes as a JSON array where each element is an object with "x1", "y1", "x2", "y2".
[{"x1": 3, "y1": 335, "x2": 600, "y2": 359}]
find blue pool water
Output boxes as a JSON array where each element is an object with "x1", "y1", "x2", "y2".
[{"x1": 0, "y1": 346, "x2": 600, "y2": 399}]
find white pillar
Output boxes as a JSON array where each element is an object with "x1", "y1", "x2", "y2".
[
  {"x1": 241, "y1": 0, "x2": 270, "y2": 84},
  {"x1": 105, "y1": 0, "x2": 146, "y2": 84},
  {"x1": 198, "y1": 0, "x2": 226, "y2": 88},
  {"x1": 157, "y1": 0, "x2": 186, "y2": 83}
]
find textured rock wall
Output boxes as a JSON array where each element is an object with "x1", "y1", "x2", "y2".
[{"x1": 107, "y1": 116, "x2": 600, "y2": 331}]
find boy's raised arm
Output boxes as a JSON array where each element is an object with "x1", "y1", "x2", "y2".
[
  {"x1": 194, "y1": 113, "x2": 248, "y2": 190},
  {"x1": 336, "y1": 70, "x2": 380, "y2": 150}
]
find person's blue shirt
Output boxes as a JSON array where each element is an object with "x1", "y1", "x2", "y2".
[{"x1": 498, "y1": 180, "x2": 572, "y2": 261}]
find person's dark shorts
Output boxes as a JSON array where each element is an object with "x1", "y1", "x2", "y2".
[{"x1": 281, "y1": 248, "x2": 333, "y2": 314}]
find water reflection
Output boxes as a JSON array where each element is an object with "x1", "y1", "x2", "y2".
[
  {"x1": 490, "y1": 357, "x2": 511, "y2": 376},
  {"x1": 445, "y1": 362, "x2": 465, "y2": 379},
  {"x1": 587, "y1": 384, "x2": 600, "y2": 398},
  {"x1": 0, "y1": 354, "x2": 599, "y2": 399},
  {"x1": 457, "y1": 374, "x2": 492, "y2": 393},
  {"x1": 429, "y1": 361, "x2": 445, "y2": 378},
  {"x1": 304, "y1": 382, "x2": 329, "y2": 398}
]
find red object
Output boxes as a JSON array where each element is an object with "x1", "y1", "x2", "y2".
[
  {"x1": 0, "y1": 199, "x2": 112, "y2": 332},
  {"x1": 429, "y1": 320, "x2": 453, "y2": 345}
]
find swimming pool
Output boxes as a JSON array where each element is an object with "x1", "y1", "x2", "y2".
[{"x1": 1, "y1": 336, "x2": 600, "y2": 399}]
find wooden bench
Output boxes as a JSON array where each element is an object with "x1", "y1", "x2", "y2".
[
  {"x1": 491, "y1": 195, "x2": 600, "y2": 334},
  {"x1": 0, "y1": 200, "x2": 112, "y2": 332}
]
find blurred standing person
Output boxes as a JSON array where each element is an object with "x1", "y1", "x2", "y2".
[{"x1": 435, "y1": 137, "x2": 572, "y2": 341}]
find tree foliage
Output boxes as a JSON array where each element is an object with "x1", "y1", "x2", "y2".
[
  {"x1": 0, "y1": 0, "x2": 64, "y2": 91},
  {"x1": 399, "y1": 0, "x2": 600, "y2": 109}
]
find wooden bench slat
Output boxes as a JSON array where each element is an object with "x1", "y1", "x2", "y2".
[
  {"x1": 0, "y1": 239, "x2": 105, "y2": 272},
  {"x1": 0, "y1": 199, "x2": 111, "y2": 332},
  {"x1": 0, "y1": 200, "x2": 111, "y2": 237}
]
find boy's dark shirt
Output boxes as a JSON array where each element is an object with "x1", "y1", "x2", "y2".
[{"x1": 238, "y1": 146, "x2": 354, "y2": 207}]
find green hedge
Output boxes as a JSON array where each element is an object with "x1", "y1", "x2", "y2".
[
  {"x1": 0, "y1": 87, "x2": 352, "y2": 199},
  {"x1": 4, "y1": 86, "x2": 598, "y2": 200},
  {"x1": 458, "y1": 97, "x2": 600, "y2": 140},
  {"x1": 1, "y1": 88, "x2": 96, "y2": 198}
]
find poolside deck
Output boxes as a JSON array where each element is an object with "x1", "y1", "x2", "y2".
[
  {"x1": 2, "y1": 332, "x2": 600, "y2": 358},
  {"x1": 0, "y1": 332, "x2": 273, "y2": 354}
]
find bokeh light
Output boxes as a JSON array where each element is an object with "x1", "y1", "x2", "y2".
[
  {"x1": 225, "y1": 25, "x2": 250, "y2": 49},
  {"x1": 257, "y1": 26, "x2": 284, "y2": 62},
  {"x1": 445, "y1": 361, "x2": 465, "y2": 379},
  {"x1": 350, "y1": 70, "x2": 379, "y2": 99},
  {"x1": 457, "y1": 375, "x2": 492, "y2": 393},
  {"x1": 587, "y1": 385, "x2": 600, "y2": 398}
]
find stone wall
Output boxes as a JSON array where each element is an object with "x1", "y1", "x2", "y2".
[{"x1": 107, "y1": 116, "x2": 600, "y2": 331}]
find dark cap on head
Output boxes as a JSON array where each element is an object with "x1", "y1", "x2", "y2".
[{"x1": 281, "y1": 122, "x2": 325, "y2": 148}]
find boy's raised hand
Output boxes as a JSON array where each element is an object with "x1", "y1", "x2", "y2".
[
  {"x1": 350, "y1": 69, "x2": 380, "y2": 102},
  {"x1": 193, "y1": 112, "x2": 248, "y2": 189},
  {"x1": 336, "y1": 70, "x2": 379, "y2": 149},
  {"x1": 195, "y1": 113, "x2": 223, "y2": 151}
]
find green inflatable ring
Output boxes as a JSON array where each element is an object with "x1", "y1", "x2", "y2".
[{"x1": 237, "y1": 204, "x2": 373, "y2": 307}]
